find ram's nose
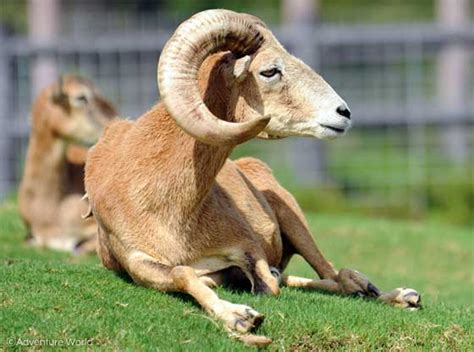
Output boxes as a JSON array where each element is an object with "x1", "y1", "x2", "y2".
[{"x1": 336, "y1": 105, "x2": 351, "y2": 120}]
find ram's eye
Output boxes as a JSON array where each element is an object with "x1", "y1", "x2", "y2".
[
  {"x1": 260, "y1": 68, "x2": 280, "y2": 78},
  {"x1": 76, "y1": 95, "x2": 88, "y2": 104}
]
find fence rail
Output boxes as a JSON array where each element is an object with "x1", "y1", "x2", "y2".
[{"x1": 0, "y1": 22, "x2": 473, "y2": 200}]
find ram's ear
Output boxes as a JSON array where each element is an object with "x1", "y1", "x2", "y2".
[
  {"x1": 233, "y1": 55, "x2": 252, "y2": 82},
  {"x1": 94, "y1": 96, "x2": 118, "y2": 121},
  {"x1": 51, "y1": 76, "x2": 69, "y2": 108}
]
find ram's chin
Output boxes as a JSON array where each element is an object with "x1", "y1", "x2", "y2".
[
  {"x1": 312, "y1": 125, "x2": 347, "y2": 140},
  {"x1": 257, "y1": 121, "x2": 349, "y2": 140}
]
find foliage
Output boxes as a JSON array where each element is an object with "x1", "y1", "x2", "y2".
[
  {"x1": 325, "y1": 128, "x2": 474, "y2": 226},
  {"x1": 0, "y1": 0, "x2": 27, "y2": 34},
  {"x1": 163, "y1": 0, "x2": 281, "y2": 24},
  {"x1": 320, "y1": 0, "x2": 437, "y2": 24},
  {"x1": 424, "y1": 168, "x2": 474, "y2": 225},
  {"x1": 0, "y1": 201, "x2": 472, "y2": 350},
  {"x1": 3, "y1": 0, "x2": 465, "y2": 36}
]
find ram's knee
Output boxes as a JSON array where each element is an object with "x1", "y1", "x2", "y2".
[{"x1": 170, "y1": 266, "x2": 197, "y2": 291}]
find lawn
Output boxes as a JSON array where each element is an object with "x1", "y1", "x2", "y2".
[{"x1": 0, "y1": 200, "x2": 472, "y2": 351}]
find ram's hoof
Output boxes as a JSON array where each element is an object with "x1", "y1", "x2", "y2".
[{"x1": 380, "y1": 288, "x2": 422, "y2": 310}]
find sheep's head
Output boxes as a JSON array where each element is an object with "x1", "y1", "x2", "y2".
[
  {"x1": 158, "y1": 9, "x2": 350, "y2": 146},
  {"x1": 236, "y1": 40, "x2": 351, "y2": 140},
  {"x1": 35, "y1": 75, "x2": 117, "y2": 146}
]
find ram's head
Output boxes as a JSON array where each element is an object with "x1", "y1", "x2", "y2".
[
  {"x1": 158, "y1": 9, "x2": 351, "y2": 146},
  {"x1": 36, "y1": 75, "x2": 117, "y2": 146}
]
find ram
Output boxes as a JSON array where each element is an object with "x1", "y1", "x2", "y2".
[
  {"x1": 19, "y1": 75, "x2": 117, "y2": 253},
  {"x1": 85, "y1": 10, "x2": 420, "y2": 346}
]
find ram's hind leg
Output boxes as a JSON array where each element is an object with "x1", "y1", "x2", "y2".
[
  {"x1": 283, "y1": 275, "x2": 421, "y2": 309},
  {"x1": 236, "y1": 157, "x2": 421, "y2": 309},
  {"x1": 235, "y1": 158, "x2": 338, "y2": 280},
  {"x1": 268, "y1": 189, "x2": 421, "y2": 308},
  {"x1": 272, "y1": 193, "x2": 383, "y2": 299},
  {"x1": 125, "y1": 251, "x2": 272, "y2": 347},
  {"x1": 272, "y1": 190, "x2": 422, "y2": 307}
]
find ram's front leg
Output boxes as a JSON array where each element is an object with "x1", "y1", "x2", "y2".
[
  {"x1": 282, "y1": 272, "x2": 422, "y2": 310},
  {"x1": 329, "y1": 269, "x2": 422, "y2": 311},
  {"x1": 126, "y1": 252, "x2": 272, "y2": 347},
  {"x1": 280, "y1": 269, "x2": 379, "y2": 298},
  {"x1": 263, "y1": 185, "x2": 421, "y2": 309}
]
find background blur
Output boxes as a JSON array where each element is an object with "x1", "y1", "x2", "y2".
[{"x1": 0, "y1": 0, "x2": 472, "y2": 226}]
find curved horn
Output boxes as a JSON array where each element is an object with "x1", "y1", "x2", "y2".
[
  {"x1": 238, "y1": 13, "x2": 268, "y2": 29},
  {"x1": 157, "y1": 9, "x2": 270, "y2": 146}
]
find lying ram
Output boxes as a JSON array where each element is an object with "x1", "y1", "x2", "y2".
[
  {"x1": 19, "y1": 75, "x2": 117, "y2": 253},
  {"x1": 85, "y1": 10, "x2": 420, "y2": 346}
]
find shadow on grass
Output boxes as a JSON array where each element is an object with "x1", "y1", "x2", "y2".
[
  {"x1": 110, "y1": 262, "x2": 388, "y2": 313},
  {"x1": 113, "y1": 271, "x2": 133, "y2": 284},
  {"x1": 112, "y1": 270, "x2": 205, "y2": 308},
  {"x1": 286, "y1": 286, "x2": 398, "y2": 309}
]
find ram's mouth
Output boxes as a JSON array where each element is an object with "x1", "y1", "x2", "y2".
[{"x1": 319, "y1": 124, "x2": 346, "y2": 134}]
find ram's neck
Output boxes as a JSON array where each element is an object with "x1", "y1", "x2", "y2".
[
  {"x1": 135, "y1": 54, "x2": 237, "y2": 220},
  {"x1": 19, "y1": 125, "x2": 67, "y2": 209}
]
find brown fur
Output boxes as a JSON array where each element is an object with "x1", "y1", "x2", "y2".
[
  {"x1": 85, "y1": 14, "x2": 420, "y2": 346},
  {"x1": 19, "y1": 75, "x2": 117, "y2": 253}
]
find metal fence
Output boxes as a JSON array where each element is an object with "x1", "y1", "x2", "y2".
[{"x1": 0, "y1": 19, "x2": 473, "y2": 219}]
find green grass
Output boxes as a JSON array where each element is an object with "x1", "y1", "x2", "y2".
[{"x1": 0, "y1": 201, "x2": 472, "y2": 351}]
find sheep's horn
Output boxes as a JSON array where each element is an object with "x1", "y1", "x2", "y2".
[{"x1": 157, "y1": 9, "x2": 270, "y2": 146}]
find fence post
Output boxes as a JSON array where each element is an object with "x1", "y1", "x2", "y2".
[
  {"x1": 28, "y1": 0, "x2": 59, "y2": 96},
  {"x1": 283, "y1": 0, "x2": 327, "y2": 185},
  {"x1": 0, "y1": 27, "x2": 10, "y2": 199},
  {"x1": 437, "y1": 0, "x2": 469, "y2": 163}
]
